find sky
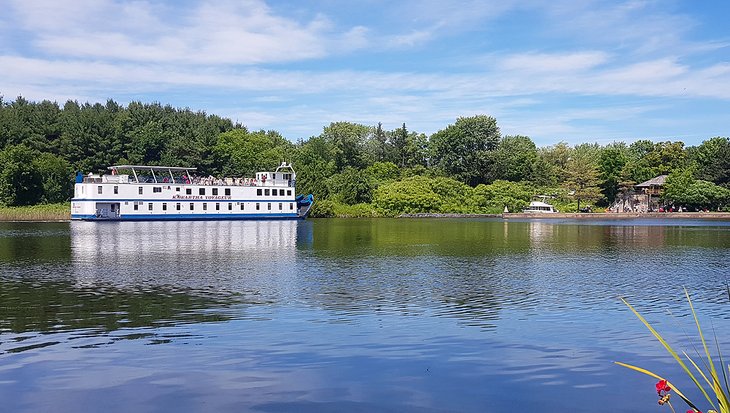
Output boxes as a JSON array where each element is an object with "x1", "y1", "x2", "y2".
[{"x1": 1, "y1": 0, "x2": 729, "y2": 146}]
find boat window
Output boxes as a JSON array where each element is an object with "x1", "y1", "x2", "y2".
[
  {"x1": 148, "y1": 203, "x2": 153, "y2": 211},
  {"x1": 272, "y1": 189, "x2": 277, "y2": 196},
  {"x1": 186, "y1": 188, "x2": 192, "y2": 195},
  {"x1": 215, "y1": 203, "x2": 220, "y2": 211},
  {"x1": 199, "y1": 188, "x2": 205, "y2": 195},
  {"x1": 278, "y1": 203, "x2": 282, "y2": 210},
  {"x1": 212, "y1": 188, "x2": 218, "y2": 195},
  {"x1": 273, "y1": 174, "x2": 277, "y2": 180},
  {"x1": 290, "y1": 203, "x2": 294, "y2": 210},
  {"x1": 257, "y1": 189, "x2": 262, "y2": 196},
  {"x1": 190, "y1": 203, "x2": 194, "y2": 210},
  {"x1": 228, "y1": 203, "x2": 232, "y2": 211},
  {"x1": 256, "y1": 203, "x2": 260, "y2": 210},
  {"x1": 176, "y1": 187, "x2": 180, "y2": 192},
  {"x1": 139, "y1": 187, "x2": 143, "y2": 195},
  {"x1": 98, "y1": 186, "x2": 103, "y2": 194},
  {"x1": 176, "y1": 203, "x2": 181, "y2": 211},
  {"x1": 203, "y1": 203, "x2": 207, "y2": 211},
  {"x1": 265, "y1": 189, "x2": 270, "y2": 196},
  {"x1": 133, "y1": 202, "x2": 139, "y2": 211},
  {"x1": 287, "y1": 190, "x2": 291, "y2": 196},
  {"x1": 268, "y1": 203, "x2": 271, "y2": 210},
  {"x1": 225, "y1": 188, "x2": 231, "y2": 196},
  {"x1": 162, "y1": 203, "x2": 167, "y2": 211},
  {"x1": 240, "y1": 203, "x2": 244, "y2": 211},
  {"x1": 153, "y1": 187, "x2": 162, "y2": 193},
  {"x1": 114, "y1": 186, "x2": 118, "y2": 194}
]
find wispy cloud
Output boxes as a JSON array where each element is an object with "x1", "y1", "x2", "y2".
[
  {"x1": 498, "y1": 52, "x2": 611, "y2": 73},
  {"x1": 1, "y1": 0, "x2": 728, "y2": 144},
  {"x1": 7, "y1": 0, "x2": 365, "y2": 65}
]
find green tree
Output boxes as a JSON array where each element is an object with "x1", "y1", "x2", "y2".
[
  {"x1": 373, "y1": 176, "x2": 442, "y2": 214},
  {"x1": 689, "y1": 136, "x2": 730, "y2": 187},
  {"x1": 390, "y1": 123, "x2": 409, "y2": 168},
  {"x1": 563, "y1": 154, "x2": 603, "y2": 211},
  {"x1": 388, "y1": 123, "x2": 428, "y2": 168},
  {"x1": 34, "y1": 152, "x2": 73, "y2": 203},
  {"x1": 472, "y1": 180, "x2": 534, "y2": 213},
  {"x1": 644, "y1": 141, "x2": 687, "y2": 176},
  {"x1": 364, "y1": 161, "x2": 400, "y2": 184},
  {"x1": 0, "y1": 145, "x2": 43, "y2": 205},
  {"x1": 366, "y1": 122, "x2": 392, "y2": 163},
  {"x1": 622, "y1": 140, "x2": 656, "y2": 184},
  {"x1": 598, "y1": 143, "x2": 628, "y2": 205},
  {"x1": 320, "y1": 122, "x2": 372, "y2": 171},
  {"x1": 292, "y1": 136, "x2": 338, "y2": 199},
  {"x1": 536, "y1": 142, "x2": 572, "y2": 185},
  {"x1": 212, "y1": 129, "x2": 292, "y2": 177},
  {"x1": 663, "y1": 168, "x2": 730, "y2": 210},
  {"x1": 326, "y1": 167, "x2": 374, "y2": 205},
  {"x1": 491, "y1": 135, "x2": 537, "y2": 182},
  {"x1": 429, "y1": 115, "x2": 500, "y2": 186}
]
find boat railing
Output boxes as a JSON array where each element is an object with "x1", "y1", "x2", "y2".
[{"x1": 82, "y1": 175, "x2": 295, "y2": 187}]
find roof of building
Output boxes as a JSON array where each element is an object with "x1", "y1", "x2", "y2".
[{"x1": 636, "y1": 174, "x2": 668, "y2": 187}]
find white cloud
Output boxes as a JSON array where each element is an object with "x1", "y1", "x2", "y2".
[
  {"x1": 3, "y1": 52, "x2": 730, "y2": 102},
  {"x1": 499, "y1": 52, "x2": 610, "y2": 73},
  {"x1": 2, "y1": 0, "x2": 729, "y2": 144},
  {"x1": 7, "y1": 0, "x2": 362, "y2": 65}
]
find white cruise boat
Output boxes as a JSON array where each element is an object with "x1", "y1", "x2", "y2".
[
  {"x1": 522, "y1": 196, "x2": 558, "y2": 213},
  {"x1": 71, "y1": 163, "x2": 313, "y2": 221}
]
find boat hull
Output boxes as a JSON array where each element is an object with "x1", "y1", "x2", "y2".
[{"x1": 71, "y1": 213, "x2": 302, "y2": 221}]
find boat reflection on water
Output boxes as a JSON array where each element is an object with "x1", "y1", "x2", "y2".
[{"x1": 70, "y1": 220, "x2": 306, "y2": 291}]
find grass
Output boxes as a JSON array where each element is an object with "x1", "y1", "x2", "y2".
[
  {"x1": 0, "y1": 203, "x2": 70, "y2": 221},
  {"x1": 617, "y1": 288, "x2": 729, "y2": 413}
]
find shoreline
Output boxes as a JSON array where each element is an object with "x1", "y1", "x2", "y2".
[
  {"x1": 3, "y1": 210, "x2": 730, "y2": 222},
  {"x1": 399, "y1": 212, "x2": 730, "y2": 220}
]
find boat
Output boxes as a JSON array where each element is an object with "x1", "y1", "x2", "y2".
[
  {"x1": 522, "y1": 196, "x2": 558, "y2": 213},
  {"x1": 71, "y1": 162, "x2": 313, "y2": 221}
]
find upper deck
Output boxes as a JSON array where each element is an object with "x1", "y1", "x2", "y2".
[{"x1": 78, "y1": 163, "x2": 296, "y2": 188}]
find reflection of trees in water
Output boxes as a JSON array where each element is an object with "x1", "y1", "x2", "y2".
[
  {"x1": 294, "y1": 253, "x2": 511, "y2": 329},
  {"x1": 0, "y1": 220, "x2": 307, "y2": 340},
  {"x1": 0, "y1": 279, "x2": 238, "y2": 334},
  {"x1": 0, "y1": 223, "x2": 71, "y2": 264},
  {"x1": 311, "y1": 218, "x2": 531, "y2": 258}
]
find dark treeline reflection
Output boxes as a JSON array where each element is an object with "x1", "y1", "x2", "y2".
[
  {"x1": 0, "y1": 223, "x2": 71, "y2": 263},
  {"x1": 301, "y1": 219, "x2": 730, "y2": 326},
  {"x1": 308, "y1": 218, "x2": 730, "y2": 256},
  {"x1": 0, "y1": 279, "x2": 237, "y2": 334},
  {"x1": 1, "y1": 219, "x2": 729, "y2": 338}
]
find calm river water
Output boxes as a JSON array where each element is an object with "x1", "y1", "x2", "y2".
[{"x1": 1, "y1": 218, "x2": 729, "y2": 412}]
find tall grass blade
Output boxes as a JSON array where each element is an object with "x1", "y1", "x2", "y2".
[
  {"x1": 614, "y1": 361, "x2": 699, "y2": 411},
  {"x1": 684, "y1": 351, "x2": 714, "y2": 389},
  {"x1": 715, "y1": 328, "x2": 730, "y2": 409},
  {"x1": 621, "y1": 297, "x2": 717, "y2": 410},
  {"x1": 684, "y1": 289, "x2": 730, "y2": 412}
]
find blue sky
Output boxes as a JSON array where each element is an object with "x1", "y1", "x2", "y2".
[{"x1": 1, "y1": 0, "x2": 729, "y2": 146}]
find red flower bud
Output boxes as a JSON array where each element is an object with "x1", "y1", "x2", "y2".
[{"x1": 655, "y1": 379, "x2": 671, "y2": 394}]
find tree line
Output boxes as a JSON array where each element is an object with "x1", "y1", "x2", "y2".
[{"x1": 0, "y1": 96, "x2": 728, "y2": 215}]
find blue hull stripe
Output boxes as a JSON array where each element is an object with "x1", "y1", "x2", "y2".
[{"x1": 71, "y1": 213, "x2": 301, "y2": 221}]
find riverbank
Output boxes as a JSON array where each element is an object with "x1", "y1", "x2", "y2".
[
  {"x1": 0, "y1": 204, "x2": 69, "y2": 221},
  {"x1": 400, "y1": 212, "x2": 730, "y2": 220},
  {"x1": 3, "y1": 205, "x2": 729, "y2": 222}
]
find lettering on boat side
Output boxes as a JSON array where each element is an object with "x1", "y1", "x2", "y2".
[{"x1": 171, "y1": 195, "x2": 233, "y2": 200}]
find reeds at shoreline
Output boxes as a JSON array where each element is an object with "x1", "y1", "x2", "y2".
[{"x1": 0, "y1": 203, "x2": 70, "y2": 221}]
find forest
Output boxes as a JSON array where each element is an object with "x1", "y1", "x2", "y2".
[{"x1": 0, "y1": 96, "x2": 729, "y2": 216}]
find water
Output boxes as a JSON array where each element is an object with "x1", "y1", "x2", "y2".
[{"x1": 0, "y1": 218, "x2": 729, "y2": 412}]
